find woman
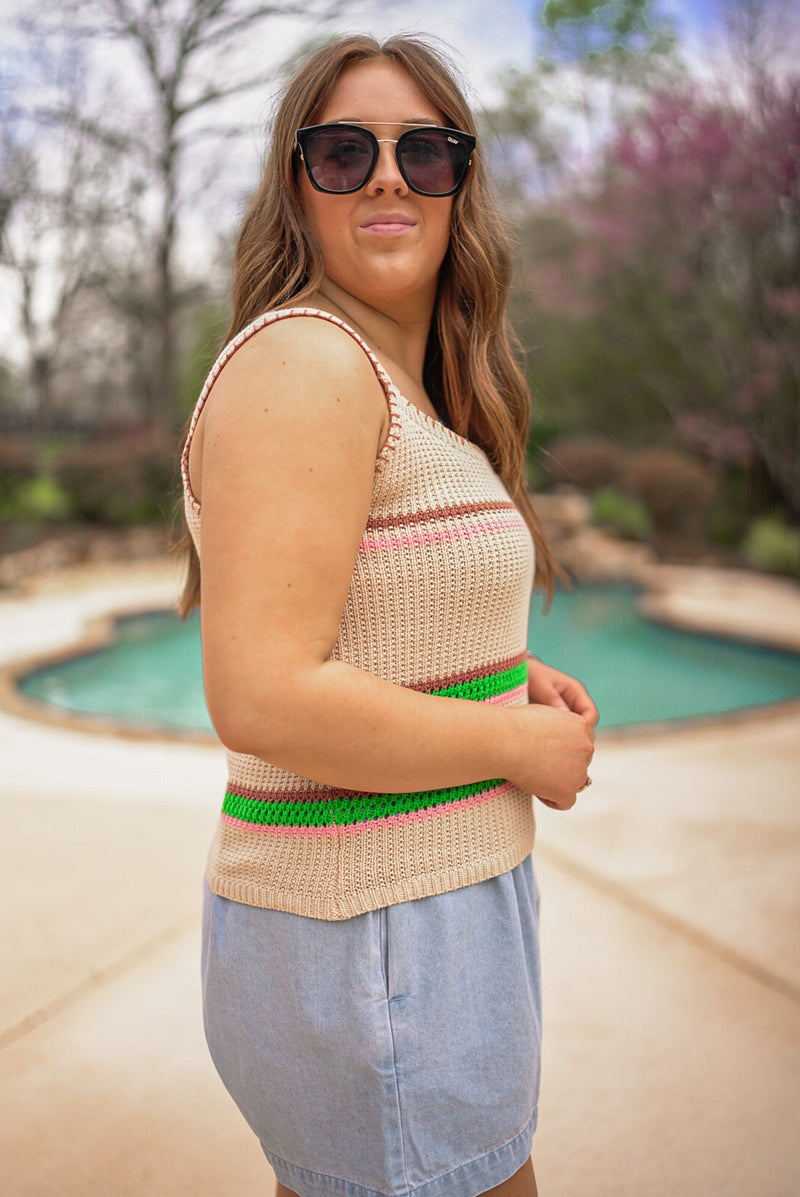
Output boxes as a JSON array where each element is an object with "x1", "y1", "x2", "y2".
[{"x1": 180, "y1": 33, "x2": 597, "y2": 1197}]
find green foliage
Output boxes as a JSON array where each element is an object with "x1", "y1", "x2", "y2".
[
  {"x1": 625, "y1": 448, "x2": 716, "y2": 541},
  {"x1": 742, "y1": 515, "x2": 800, "y2": 577},
  {"x1": 177, "y1": 303, "x2": 229, "y2": 419},
  {"x1": 0, "y1": 429, "x2": 180, "y2": 532},
  {"x1": 591, "y1": 485, "x2": 652, "y2": 540},
  {"x1": 0, "y1": 435, "x2": 38, "y2": 505},
  {"x1": 540, "y1": 435, "x2": 624, "y2": 490},
  {"x1": 8, "y1": 475, "x2": 72, "y2": 520},
  {"x1": 0, "y1": 360, "x2": 25, "y2": 412},
  {"x1": 525, "y1": 454, "x2": 546, "y2": 492},
  {"x1": 522, "y1": 306, "x2": 670, "y2": 446},
  {"x1": 53, "y1": 438, "x2": 178, "y2": 525},
  {"x1": 505, "y1": 72, "x2": 800, "y2": 522},
  {"x1": 487, "y1": 3, "x2": 682, "y2": 205},
  {"x1": 541, "y1": 0, "x2": 676, "y2": 57},
  {"x1": 707, "y1": 463, "x2": 773, "y2": 549},
  {"x1": 536, "y1": 0, "x2": 680, "y2": 98},
  {"x1": 0, "y1": 435, "x2": 72, "y2": 522}
]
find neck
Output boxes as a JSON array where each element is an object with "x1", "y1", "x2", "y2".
[{"x1": 314, "y1": 279, "x2": 433, "y2": 387}]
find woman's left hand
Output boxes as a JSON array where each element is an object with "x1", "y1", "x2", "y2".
[
  {"x1": 526, "y1": 657, "x2": 599, "y2": 728},
  {"x1": 526, "y1": 657, "x2": 598, "y2": 809}
]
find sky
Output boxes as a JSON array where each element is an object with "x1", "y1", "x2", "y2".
[
  {"x1": 0, "y1": 0, "x2": 753, "y2": 113},
  {"x1": 334, "y1": 0, "x2": 541, "y2": 106},
  {"x1": 321, "y1": 0, "x2": 725, "y2": 107},
  {"x1": 0, "y1": 1, "x2": 740, "y2": 135},
  {"x1": 0, "y1": 0, "x2": 781, "y2": 364}
]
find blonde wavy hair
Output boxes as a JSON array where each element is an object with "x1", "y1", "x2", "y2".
[{"x1": 178, "y1": 34, "x2": 559, "y2": 615}]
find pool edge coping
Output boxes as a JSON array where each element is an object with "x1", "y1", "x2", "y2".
[
  {"x1": 0, "y1": 600, "x2": 219, "y2": 745},
  {"x1": 2, "y1": 562, "x2": 800, "y2": 743}
]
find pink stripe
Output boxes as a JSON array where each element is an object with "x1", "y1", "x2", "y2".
[
  {"x1": 359, "y1": 519, "x2": 523, "y2": 553},
  {"x1": 221, "y1": 781, "x2": 517, "y2": 839},
  {"x1": 482, "y1": 683, "x2": 528, "y2": 705}
]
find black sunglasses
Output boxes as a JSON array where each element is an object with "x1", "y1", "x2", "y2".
[{"x1": 295, "y1": 122, "x2": 476, "y2": 197}]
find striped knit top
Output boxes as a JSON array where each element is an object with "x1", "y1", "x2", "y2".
[{"x1": 182, "y1": 307, "x2": 536, "y2": 920}]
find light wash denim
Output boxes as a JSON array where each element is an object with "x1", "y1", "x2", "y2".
[{"x1": 202, "y1": 856, "x2": 541, "y2": 1197}]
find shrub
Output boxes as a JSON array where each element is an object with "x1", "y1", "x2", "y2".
[
  {"x1": 11, "y1": 475, "x2": 72, "y2": 520},
  {"x1": 742, "y1": 515, "x2": 800, "y2": 576},
  {"x1": 525, "y1": 455, "x2": 546, "y2": 492},
  {"x1": 625, "y1": 449, "x2": 716, "y2": 542},
  {"x1": 591, "y1": 486, "x2": 652, "y2": 541},
  {"x1": 54, "y1": 437, "x2": 178, "y2": 524},
  {"x1": 0, "y1": 435, "x2": 38, "y2": 510},
  {"x1": 178, "y1": 303, "x2": 228, "y2": 418},
  {"x1": 137, "y1": 442, "x2": 182, "y2": 515},
  {"x1": 540, "y1": 436, "x2": 624, "y2": 491}
]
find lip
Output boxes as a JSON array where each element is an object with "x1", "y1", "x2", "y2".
[{"x1": 359, "y1": 212, "x2": 416, "y2": 235}]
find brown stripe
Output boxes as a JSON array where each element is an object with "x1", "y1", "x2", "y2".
[
  {"x1": 228, "y1": 781, "x2": 359, "y2": 804},
  {"x1": 364, "y1": 499, "x2": 516, "y2": 532},
  {"x1": 227, "y1": 652, "x2": 528, "y2": 805},
  {"x1": 405, "y1": 650, "x2": 528, "y2": 694}
]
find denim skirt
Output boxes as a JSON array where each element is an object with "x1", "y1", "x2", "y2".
[{"x1": 201, "y1": 855, "x2": 541, "y2": 1197}]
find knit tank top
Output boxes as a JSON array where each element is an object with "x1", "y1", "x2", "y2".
[{"x1": 182, "y1": 307, "x2": 536, "y2": 920}]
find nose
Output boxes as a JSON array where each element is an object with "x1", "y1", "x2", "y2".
[{"x1": 365, "y1": 139, "x2": 408, "y2": 195}]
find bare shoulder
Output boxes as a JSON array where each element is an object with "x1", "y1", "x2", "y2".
[
  {"x1": 207, "y1": 313, "x2": 388, "y2": 422},
  {"x1": 190, "y1": 313, "x2": 388, "y2": 503}
]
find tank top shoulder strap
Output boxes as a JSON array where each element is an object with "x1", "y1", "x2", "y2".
[{"x1": 181, "y1": 306, "x2": 401, "y2": 505}]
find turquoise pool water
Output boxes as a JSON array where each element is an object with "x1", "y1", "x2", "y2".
[{"x1": 19, "y1": 586, "x2": 800, "y2": 733}]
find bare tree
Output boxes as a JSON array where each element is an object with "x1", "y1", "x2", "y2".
[
  {"x1": 1, "y1": 44, "x2": 135, "y2": 430},
  {"x1": 16, "y1": 0, "x2": 354, "y2": 437},
  {"x1": 487, "y1": 0, "x2": 683, "y2": 207},
  {"x1": 719, "y1": 0, "x2": 800, "y2": 94}
]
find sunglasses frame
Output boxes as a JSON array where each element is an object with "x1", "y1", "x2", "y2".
[{"x1": 295, "y1": 122, "x2": 476, "y2": 198}]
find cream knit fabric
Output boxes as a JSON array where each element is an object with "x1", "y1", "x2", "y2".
[{"x1": 182, "y1": 307, "x2": 536, "y2": 919}]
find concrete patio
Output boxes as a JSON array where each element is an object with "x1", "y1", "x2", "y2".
[{"x1": 1, "y1": 556, "x2": 798, "y2": 1196}]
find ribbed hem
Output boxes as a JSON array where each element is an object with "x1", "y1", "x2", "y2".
[
  {"x1": 207, "y1": 837, "x2": 534, "y2": 921},
  {"x1": 205, "y1": 786, "x2": 535, "y2": 921}
]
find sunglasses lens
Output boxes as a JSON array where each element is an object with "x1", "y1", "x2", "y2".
[
  {"x1": 304, "y1": 127, "x2": 375, "y2": 192},
  {"x1": 399, "y1": 129, "x2": 470, "y2": 196},
  {"x1": 300, "y1": 125, "x2": 474, "y2": 196}
]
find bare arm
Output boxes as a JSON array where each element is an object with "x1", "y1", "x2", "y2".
[{"x1": 194, "y1": 319, "x2": 594, "y2": 809}]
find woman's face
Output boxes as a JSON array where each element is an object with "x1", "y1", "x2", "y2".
[{"x1": 298, "y1": 58, "x2": 455, "y2": 319}]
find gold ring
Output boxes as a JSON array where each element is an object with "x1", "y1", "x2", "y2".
[{"x1": 577, "y1": 777, "x2": 593, "y2": 792}]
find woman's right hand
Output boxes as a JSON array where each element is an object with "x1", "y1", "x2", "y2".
[{"x1": 505, "y1": 703, "x2": 596, "y2": 811}]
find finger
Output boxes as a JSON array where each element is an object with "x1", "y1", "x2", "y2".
[
  {"x1": 527, "y1": 680, "x2": 570, "y2": 710},
  {"x1": 564, "y1": 687, "x2": 599, "y2": 725},
  {"x1": 553, "y1": 677, "x2": 587, "y2": 704},
  {"x1": 536, "y1": 793, "x2": 577, "y2": 811}
]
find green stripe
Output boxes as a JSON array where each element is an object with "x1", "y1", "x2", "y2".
[
  {"x1": 223, "y1": 776, "x2": 506, "y2": 830},
  {"x1": 221, "y1": 659, "x2": 526, "y2": 830},
  {"x1": 428, "y1": 660, "x2": 527, "y2": 702}
]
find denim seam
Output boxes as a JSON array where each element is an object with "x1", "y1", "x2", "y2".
[
  {"x1": 383, "y1": 943, "x2": 411, "y2": 1193},
  {"x1": 266, "y1": 1108, "x2": 536, "y2": 1197},
  {"x1": 404, "y1": 1108, "x2": 537, "y2": 1195}
]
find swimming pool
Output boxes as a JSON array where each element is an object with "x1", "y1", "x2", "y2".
[{"x1": 17, "y1": 586, "x2": 800, "y2": 733}]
